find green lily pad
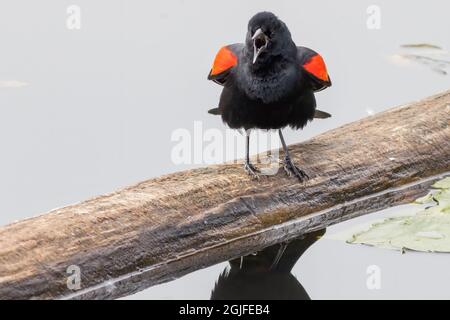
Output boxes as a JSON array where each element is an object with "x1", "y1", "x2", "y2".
[
  {"x1": 432, "y1": 177, "x2": 450, "y2": 189},
  {"x1": 348, "y1": 176, "x2": 450, "y2": 253},
  {"x1": 434, "y1": 189, "x2": 450, "y2": 209},
  {"x1": 348, "y1": 213, "x2": 450, "y2": 252},
  {"x1": 414, "y1": 192, "x2": 434, "y2": 204}
]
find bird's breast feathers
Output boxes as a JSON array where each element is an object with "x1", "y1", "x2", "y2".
[{"x1": 235, "y1": 65, "x2": 300, "y2": 104}]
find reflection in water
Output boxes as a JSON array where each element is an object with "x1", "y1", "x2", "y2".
[{"x1": 211, "y1": 229, "x2": 326, "y2": 300}]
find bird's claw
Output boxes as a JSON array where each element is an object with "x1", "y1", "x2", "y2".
[
  {"x1": 283, "y1": 156, "x2": 309, "y2": 182},
  {"x1": 244, "y1": 162, "x2": 260, "y2": 179}
]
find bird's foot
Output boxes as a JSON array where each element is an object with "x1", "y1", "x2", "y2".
[
  {"x1": 244, "y1": 162, "x2": 260, "y2": 180},
  {"x1": 283, "y1": 156, "x2": 309, "y2": 182}
]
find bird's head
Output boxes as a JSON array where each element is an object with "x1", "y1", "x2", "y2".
[{"x1": 246, "y1": 12, "x2": 296, "y2": 68}]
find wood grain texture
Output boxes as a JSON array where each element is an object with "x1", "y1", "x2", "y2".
[{"x1": 0, "y1": 90, "x2": 449, "y2": 300}]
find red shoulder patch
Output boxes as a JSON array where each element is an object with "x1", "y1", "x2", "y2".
[
  {"x1": 302, "y1": 54, "x2": 329, "y2": 82},
  {"x1": 210, "y1": 46, "x2": 238, "y2": 77}
]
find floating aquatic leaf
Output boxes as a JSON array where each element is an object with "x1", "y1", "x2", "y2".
[
  {"x1": 414, "y1": 192, "x2": 434, "y2": 204},
  {"x1": 348, "y1": 176, "x2": 450, "y2": 253},
  {"x1": 401, "y1": 43, "x2": 443, "y2": 50},
  {"x1": 432, "y1": 177, "x2": 450, "y2": 189},
  {"x1": 434, "y1": 194, "x2": 450, "y2": 211},
  {"x1": 415, "y1": 231, "x2": 444, "y2": 239}
]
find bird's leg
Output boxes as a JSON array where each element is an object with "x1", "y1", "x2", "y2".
[
  {"x1": 279, "y1": 129, "x2": 309, "y2": 181},
  {"x1": 244, "y1": 130, "x2": 260, "y2": 179}
]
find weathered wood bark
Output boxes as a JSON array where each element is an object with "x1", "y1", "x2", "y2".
[{"x1": 0, "y1": 91, "x2": 449, "y2": 300}]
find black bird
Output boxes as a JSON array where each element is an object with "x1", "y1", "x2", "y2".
[{"x1": 208, "y1": 12, "x2": 331, "y2": 180}]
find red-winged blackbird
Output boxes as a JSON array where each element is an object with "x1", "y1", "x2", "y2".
[{"x1": 208, "y1": 12, "x2": 332, "y2": 180}]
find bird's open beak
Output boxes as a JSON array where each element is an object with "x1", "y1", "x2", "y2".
[{"x1": 252, "y1": 28, "x2": 269, "y2": 64}]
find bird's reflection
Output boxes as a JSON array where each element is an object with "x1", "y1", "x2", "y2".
[{"x1": 211, "y1": 229, "x2": 325, "y2": 300}]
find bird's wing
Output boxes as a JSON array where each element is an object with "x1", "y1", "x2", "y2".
[
  {"x1": 207, "y1": 43, "x2": 243, "y2": 86},
  {"x1": 297, "y1": 46, "x2": 332, "y2": 92}
]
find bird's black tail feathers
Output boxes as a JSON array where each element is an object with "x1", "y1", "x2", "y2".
[
  {"x1": 208, "y1": 107, "x2": 331, "y2": 119},
  {"x1": 208, "y1": 107, "x2": 221, "y2": 115},
  {"x1": 313, "y1": 109, "x2": 331, "y2": 119}
]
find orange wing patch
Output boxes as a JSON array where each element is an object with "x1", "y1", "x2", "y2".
[
  {"x1": 210, "y1": 46, "x2": 238, "y2": 77},
  {"x1": 303, "y1": 54, "x2": 329, "y2": 82}
]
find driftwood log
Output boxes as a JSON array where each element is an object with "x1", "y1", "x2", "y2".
[{"x1": 0, "y1": 90, "x2": 449, "y2": 300}]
